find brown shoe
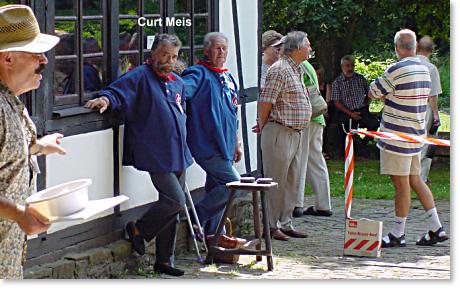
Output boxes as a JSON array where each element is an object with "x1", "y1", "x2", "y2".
[
  {"x1": 280, "y1": 228, "x2": 307, "y2": 238},
  {"x1": 270, "y1": 228, "x2": 290, "y2": 241},
  {"x1": 206, "y1": 234, "x2": 247, "y2": 248}
]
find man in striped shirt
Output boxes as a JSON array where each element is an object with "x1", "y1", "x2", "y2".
[{"x1": 369, "y1": 29, "x2": 448, "y2": 248}]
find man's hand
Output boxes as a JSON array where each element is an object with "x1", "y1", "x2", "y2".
[
  {"x1": 433, "y1": 112, "x2": 440, "y2": 127},
  {"x1": 233, "y1": 144, "x2": 243, "y2": 163},
  {"x1": 84, "y1": 97, "x2": 110, "y2": 114},
  {"x1": 34, "y1": 133, "x2": 66, "y2": 156},
  {"x1": 15, "y1": 205, "x2": 50, "y2": 236},
  {"x1": 252, "y1": 122, "x2": 261, "y2": 134},
  {"x1": 350, "y1": 111, "x2": 362, "y2": 121}
]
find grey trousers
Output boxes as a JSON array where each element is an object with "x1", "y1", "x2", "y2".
[
  {"x1": 296, "y1": 122, "x2": 331, "y2": 211},
  {"x1": 261, "y1": 121, "x2": 310, "y2": 230},
  {"x1": 136, "y1": 172, "x2": 186, "y2": 265}
]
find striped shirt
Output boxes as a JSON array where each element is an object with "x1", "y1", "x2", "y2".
[
  {"x1": 369, "y1": 57, "x2": 431, "y2": 156},
  {"x1": 259, "y1": 56, "x2": 311, "y2": 130},
  {"x1": 330, "y1": 73, "x2": 369, "y2": 110}
]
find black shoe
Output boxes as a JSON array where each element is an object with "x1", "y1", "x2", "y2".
[
  {"x1": 126, "y1": 221, "x2": 145, "y2": 255},
  {"x1": 381, "y1": 232, "x2": 406, "y2": 248},
  {"x1": 293, "y1": 207, "x2": 304, "y2": 218},
  {"x1": 416, "y1": 227, "x2": 449, "y2": 246},
  {"x1": 303, "y1": 206, "x2": 333, "y2": 217},
  {"x1": 153, "y1": 263, "x2": 184, "y2": 277}
]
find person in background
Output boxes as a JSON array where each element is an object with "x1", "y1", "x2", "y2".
[
  {"x1": 369, "y1": 29, "x2": 448, "y2": 248},
  {"x1": 331, "y1": 55, "x2": 379, "y2": 155},
  {"x1": 260, "y1": 30, "x2": 282, "y2": 88},
  {"x1": 416, "y1": 36, "x2": 442, "y2": 185},
  {"x1": 254, "y1": 31, "x2": 312, "y2": 241},
  {"x1": 293, "y1": 59, "x2": 332, "y2": 218},
  {"x1": 0, "y1": 5, "x2": 66, "y2": 279}
]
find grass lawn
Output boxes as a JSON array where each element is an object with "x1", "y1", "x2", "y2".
[{"x1": 305, "y1": 159, "x2": 450, "y2": 201}]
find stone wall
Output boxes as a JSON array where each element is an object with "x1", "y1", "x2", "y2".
[{"x1": 24, "y1": 196, "x2": 254, "y2": 279}]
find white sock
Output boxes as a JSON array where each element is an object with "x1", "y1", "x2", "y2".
[
  {"x1": 390, "y1": 216, "x2": 406, "y2": 238},
  {"x1": 427, "y1": 208, "x2": 442, "y2": 232}
]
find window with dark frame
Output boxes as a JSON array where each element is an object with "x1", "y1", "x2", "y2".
[{"x1": 40, "y1": 0, "x2": 217, "y2": 137}]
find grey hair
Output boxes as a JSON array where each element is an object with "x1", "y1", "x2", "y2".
[
  {"x1": 394, "y1": 29, "x2": 416, "y2": 51},
  {"x1": 150, "y1": 33, "x2": 182, "y2": 52},
  {"x1": 418, "y1": 35, "x2": 435, "y2": 53},
  {"x1": 282, "y1": 31, "x2": 307, "y2": 55},
  {"x1": 203, "y1": 32, "x2": 228, "y2": 48},
  {"x1": 340, "y1": 55, "x2": 355, "y2": 65}
]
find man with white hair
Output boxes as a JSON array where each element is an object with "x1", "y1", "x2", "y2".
[
  {"x1": 182, "y1": 32, "x2": 242, "y2": 238},
  {"x1": 254, "y1": 31, "x2": 312, "y2": 241},
  {"x1": 369, "y1": 29, "x2": 448, "y2": 248},
  {"x1": 0, "y1": 4, "x2": 66, "y2": 279}
]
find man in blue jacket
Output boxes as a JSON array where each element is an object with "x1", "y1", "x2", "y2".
[
  {"x1": 85, "y1": 34, "x2": 192, "y2": 277},
  {"x1": 182, "y1": 32, "x2": 242, "y2": 237}
]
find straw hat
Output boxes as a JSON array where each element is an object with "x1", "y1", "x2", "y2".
[
  {"x1": 271, "y1": 36, "x2": 286, "y2": 48},
  {"x1": 0, "y1": 5, "x2": 59, "y2": 53}
]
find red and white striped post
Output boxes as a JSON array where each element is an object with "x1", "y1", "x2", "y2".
[{"x1": 344, "y1": 132, "x2": 354, "y2": 219}]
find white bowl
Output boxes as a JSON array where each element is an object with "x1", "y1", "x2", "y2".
[{"x1": 26, "y1": 179, "x2": 92, "y2": 218}]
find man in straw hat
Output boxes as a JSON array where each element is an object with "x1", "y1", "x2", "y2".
[{"x1": 0, "y1": 5, "x2": 66, "y2": 279}]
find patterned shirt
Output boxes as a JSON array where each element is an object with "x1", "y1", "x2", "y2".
[
  {"x1": 0, "y1": 82, "x2": 37, "y2": 279},
  {"x1": 330, "y1": 73, "x2": 369, "y2": 110},
  {"x1": 369, "y1": 57, "x2": 431, "y2": 156},
  {"x1": 259, "y1": 56, "x2": 311, "y2": 130}
]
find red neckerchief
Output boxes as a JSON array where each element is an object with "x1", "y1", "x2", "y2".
[
  {"x1": 155, "y1": 71, "x2": 177, "y2": 82},
  {"x1": 197, "y1": 60, "x2": 229, "y2": 73}
]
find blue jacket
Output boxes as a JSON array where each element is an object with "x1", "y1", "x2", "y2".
[
  {"x1": 98, "y1": 64, "x2": 193, "y2": 173},
  {"x1": 182, "y1": 64, "x2": 239, "y2": 161}
]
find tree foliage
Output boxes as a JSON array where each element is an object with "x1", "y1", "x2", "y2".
[{"x1": 263, "y1": 0, "x2": 450, "y2": 82}]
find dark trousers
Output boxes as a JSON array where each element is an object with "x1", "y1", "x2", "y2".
[
  {"x1": 136, "y1": 172, "x2": 186, "y2": 265},
  {"x1": 337, "y1": 106, "x2": 380, "y2": 154}
]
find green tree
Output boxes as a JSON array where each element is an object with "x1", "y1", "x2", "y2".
[{"x1": 263, "y1": 0, "x2": 450, "y2": 82}]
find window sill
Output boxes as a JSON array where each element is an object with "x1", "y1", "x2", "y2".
[{"x1": 53, "y1": 106, "x2": 95, "y2": 118}]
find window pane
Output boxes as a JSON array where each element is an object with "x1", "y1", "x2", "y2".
[
  {"x1": 119, "y1": 19, "x2": 138, "y2": 41},
  {"x1": 193, "y1": 48, "x2": 203, "y2": 63},
  {"x1": 54, "y1": 59, "x2": 77, "y2": 96},
  {"x1": 145, "y1": 0, "x2": 160, "y2": 14},
  {"x1": 194, "y1": 0, "x2": 208, "y2": 14},
  {"x1": 119, "y1": 53, "x2": 139, "y2": 75},
  {"x1": 54, "y1": 23, "x2": 76, "y2": 55},
  {"x1": 194, "y1": 16, "x2": 207, "y2": 45},
  {"x1": 119, "y1": 0, "x2": 138, "y2": 15},
  {"x1": 174, "y1": 0, "x2": 188, "y2": 14},
  {"x1": 82, "y1": 55, "x2": 102, "y2": 94},
  {"x1": 177, "y1": 50, "x2": 190, "y2": 70},
  {"x1": 175, "y1": 25, "x2": 190, "y2": 48},
  {"x1": 83, "y1": 20, "x2": 103, "y2": 50},
  {"x1": 83, "y1": 0, "x2": 102, "y2": 16},
  {"x1": 55, "y1": 0, "x2": 75, "y2": 16}
]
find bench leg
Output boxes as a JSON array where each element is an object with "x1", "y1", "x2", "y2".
[
  {"x1": 252, "y1": 191, "x2": 262, "y2": 262},
  {"x1": 260, "y1": 191, "x2": 274, "y2": 271}
]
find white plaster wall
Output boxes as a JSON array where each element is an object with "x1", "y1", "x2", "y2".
[{"x1": 45, "y1": 129, "x2": 114, "y2": 233}]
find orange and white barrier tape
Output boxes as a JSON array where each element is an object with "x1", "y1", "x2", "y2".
[
  {"x1": 350, "y1": 129, "x2": 450, "y2": 147},
  {"x1": 344, "y1": 129, "x2": 450, "y2": 219}
]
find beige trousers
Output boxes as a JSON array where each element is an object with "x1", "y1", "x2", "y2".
[
  {"x1": 420, "y1": 105, "x2": 436, "y2": 182},
  {"x1": 296, "y1": 122, "x2": 331, "y2": 211},
  {"x1": 261, "y1": 121, "x2": 310, "y2": 230}
]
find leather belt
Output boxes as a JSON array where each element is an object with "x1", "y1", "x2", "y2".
[{"x1": 269, "y1": 120, "x2": 303, "y2": 132}]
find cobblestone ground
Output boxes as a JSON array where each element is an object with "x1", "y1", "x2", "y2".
[{"x1": 128, "y1": 197, "x2": 450, "y2": 279}]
